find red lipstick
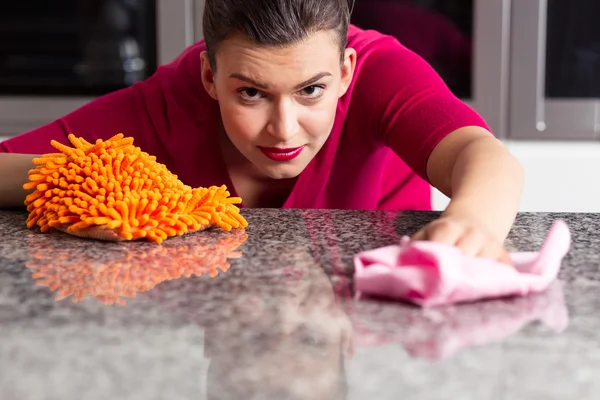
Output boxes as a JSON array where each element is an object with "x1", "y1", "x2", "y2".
[{"x1": 259, "y1": 146, "x2": 304, "y2": 162}]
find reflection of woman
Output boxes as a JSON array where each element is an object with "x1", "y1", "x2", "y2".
[
  {"x1": 23, "y1": 217, "x2": 353, "y2": 397},
  {"x1": 205, "y1": 260, "x2": 353, "y2": 399},
  {"x1": 150, "y1": 245, "x2": 354, "y2": 400}
]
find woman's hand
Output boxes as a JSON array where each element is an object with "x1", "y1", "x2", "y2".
[
  {"x1": 411, "y1": 215, "x2": 513, "y2": 266},
  {"x1": 416, "y1": 128, "x2": 523, "y2": 267}
]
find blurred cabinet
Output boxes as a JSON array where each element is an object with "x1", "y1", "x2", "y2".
[
  {"x1": 2, "y1": 0, "x2": 599, "y2": 142},
  {"x1": 351, "y1": 0, "x2": 600, "y2": 141},
  {"x1": 351, "y1": 0, "x2": 511, "y2": 138},
  {"x1": 352, "y1": 0, "x2": 473, "y2": 99},
  {"x1": 0, "y1": 0, "x2": 157, "y2": 97},
  {"x1": 0, "y1": 0, "x2": 202, "y2": 135},
  {"x1": 510, "y1": 0, "x2": 600, "y2": 140}
]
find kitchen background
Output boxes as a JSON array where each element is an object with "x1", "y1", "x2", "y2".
[{"x1": 1, "y1": 0, "x2": 598, "y2": 212}]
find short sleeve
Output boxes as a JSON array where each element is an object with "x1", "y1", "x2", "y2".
[
  {"x1": 351, "y1": 36, "x2": 491, "y2": 182},
  {"x1": 0, "y1": 81, "x2": 170, "y2": 161}
]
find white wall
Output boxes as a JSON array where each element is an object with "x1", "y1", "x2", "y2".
[{"x1": 432, "y1": 140, "x2": 600, "y2": 213}]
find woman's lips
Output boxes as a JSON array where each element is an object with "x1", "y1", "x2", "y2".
[{"x1": 259, "y1": 146, "x2": 304, "y2": 162}]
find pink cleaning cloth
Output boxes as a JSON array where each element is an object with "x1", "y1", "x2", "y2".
[{"x1": 353, "y1": 219, "x2": 571, "y2": 307}]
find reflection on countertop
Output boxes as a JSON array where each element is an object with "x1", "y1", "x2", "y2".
[
  {"x1": 349, "y1": 281, "x2": 568, "y2": 360},
  {"x1": 25, "y1": 228, "x2": 247, "y2": 305},
  {"x1": 1, "y1": 209, "x2": 600, "y2": 399}
]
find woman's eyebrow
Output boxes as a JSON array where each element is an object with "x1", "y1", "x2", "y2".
[
  {"x1": 228, "y1": 72, "x2": 332, "y2": 90},
  {"x1": 293, "y1": 72, "x2": 332, "y2": 90},
  {"x1": 229, "y1": 73, "x2": 269, "y2": 89}
]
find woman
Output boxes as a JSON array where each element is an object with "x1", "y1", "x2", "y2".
[{"x1": 0, "y1": 0, "x2": 523, "y2": 263}]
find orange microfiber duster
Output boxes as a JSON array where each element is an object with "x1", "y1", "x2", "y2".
[{"x1": 23, "y1": 133, "x2": 248, "y2": 243}]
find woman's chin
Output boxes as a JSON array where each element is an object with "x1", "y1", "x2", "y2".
[
  {"x1": 248, "y1": 157, "x2": 303, "y2": 180},
  {"x1": 261, "y1": 166, "x2": 303, "y2": 180}
]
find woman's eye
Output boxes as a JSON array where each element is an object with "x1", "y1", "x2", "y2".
[
  {"x1": 300, "y1": 85, "x2": 324, "y2": 97},
  {"x1": 239, "y1": 88, "x2": 263, "y2": 100}
]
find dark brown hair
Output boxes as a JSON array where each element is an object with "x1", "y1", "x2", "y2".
[{"x1": 202, "y1": 0, "x2": 352, "y2": 69}]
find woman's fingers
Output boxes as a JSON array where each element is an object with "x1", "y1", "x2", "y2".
[
  {"x1": 410, "y1": 219, "x2": 514, "y2": 266},
  {"x1": 454, "y1": 227, "x2": 486, "y2": 257}
]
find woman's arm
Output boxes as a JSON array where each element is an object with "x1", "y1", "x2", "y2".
[
  {"x1": 424, "y1": 126, "x2": 523, "y2": 243},
  {"x1": 410, "y1": 127, "x2": 523, "y2": 264},
  {"x1": 0, "y1": 154, "x2": 38, "y2": 208},
  {"x1": 353, "y1": 35, "x2": 523, "y2": 263},
  {"x1": 0, "y1": 83, "x2": 172, "y2": 209}
]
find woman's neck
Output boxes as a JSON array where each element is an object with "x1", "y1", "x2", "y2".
[{"x1": 217, "y1": 126, "x2": 297, "y2": 208}]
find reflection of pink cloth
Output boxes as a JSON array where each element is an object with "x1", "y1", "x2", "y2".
[
  {"x1": 354, "y1": 220, "x2": 571, "y2": 307},
  {"x1": 350, "y1": 281, "x2": 568, "y2": 360}
]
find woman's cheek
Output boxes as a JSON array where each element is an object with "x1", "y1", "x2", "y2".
[
  {"x1": 222, "y1": 104, "x2": 266, "y2": 140},
  {"x1": 301, "y1": 102, "x2": 337, "y2": 139}
]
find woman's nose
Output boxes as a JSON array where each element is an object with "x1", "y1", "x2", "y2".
[{"x1": 266, "y1": 101, "x2": 300, "y2": 141}]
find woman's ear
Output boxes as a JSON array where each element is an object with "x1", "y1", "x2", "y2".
[
  {"x1": 339, "y1": 48, "x2": 357, "y2": 97},
  {"x1": 200, "y1": 51, "x2": 219, "y2": 100}
]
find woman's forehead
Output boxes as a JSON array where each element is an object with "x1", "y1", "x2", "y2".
[{"x1": 215, "y1": 30, "x2": 342, "y2": 70}]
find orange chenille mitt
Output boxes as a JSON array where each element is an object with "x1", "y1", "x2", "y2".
[{"x1": 23, "y1": 133, "x2": 248, "y2": 243}]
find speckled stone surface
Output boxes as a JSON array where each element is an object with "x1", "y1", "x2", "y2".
[{"x1": 1, "y1": 209, "x2": 600, "y2": 399}]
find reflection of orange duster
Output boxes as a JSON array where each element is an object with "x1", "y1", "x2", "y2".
[
  {"x1": 26, "y1": 228, "x2": 247, "y2": 305},
  {"x1": 23, "y1": 133, "x2": 247, "y2": 243}
]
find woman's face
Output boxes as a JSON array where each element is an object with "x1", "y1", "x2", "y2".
[{"x1": 201, "y1": 30, "x2": 356, "y2": 180}]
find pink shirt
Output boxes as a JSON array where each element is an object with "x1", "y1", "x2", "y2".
[{"x1": 0, "y1": 25, "x2": 489, "y2": 210}]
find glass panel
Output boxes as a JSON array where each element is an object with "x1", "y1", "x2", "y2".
[
  {"x1": 350, "y1": 0, "x2": 474, "y2": 99},
  {"x1": 0, "y1": 0, "x2": 157, "y2": 96},
  {"x1": 546, "y1": 0, "x2": 600, "y2": 98}
]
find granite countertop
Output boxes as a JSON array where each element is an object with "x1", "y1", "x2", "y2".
[{"x1": 1, "y1": 209, "x2": 599, "y2": 399}]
